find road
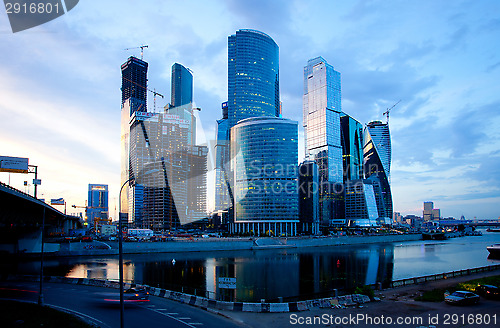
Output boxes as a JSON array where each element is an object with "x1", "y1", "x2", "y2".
[{"x1": 0, "y1": 281, "x2": 244, "y2": 328}]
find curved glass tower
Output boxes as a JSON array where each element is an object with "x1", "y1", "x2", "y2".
[
  {"x1": 230, "y1": 117, "x2": 299, "y2": 236},
  {"x1": 228, "y1": 29, "x2": 280, "y2": 129},
  {"x1": 363, "y1": 121, "x2": 392, "y2": 221}
]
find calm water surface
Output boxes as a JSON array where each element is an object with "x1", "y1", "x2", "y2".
[{"x1": 7, "y1": 230, "x2": 500, "y2": 302}]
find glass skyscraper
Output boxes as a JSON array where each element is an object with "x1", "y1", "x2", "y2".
[
  {"x1": 303, "y1": 57, "x2": 343, "y2": 226},
  {"x1": 228, "y1": 29, "x2": 280, "y2": 129},
  {"x1": 215, "y1": 29, "x2": 280, "y2": 215},
  {"x1": 171, "y1": 63, "x2": 193, "y2": 108},
  {"x1": 363, "y1": 121, "x2": 393, "y2": 222},
  {"x1": 87, "y1": 184, "x2": 108, "y2": 230},
  {"x1": 120, "y1": 56, "x2": 148, "y2": 219},
  {"x1": 340, "y1": 114, "x2": 364, "y2": 182},
  {"x1": 230, "y1": 117, "x2": 299, "y2": 236},
  {"x1": 121, "y1": 58, "x2": 207, "y2": 228}
]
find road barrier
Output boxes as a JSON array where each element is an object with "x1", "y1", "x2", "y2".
[
  {"x1": 385, "y1": 264, "x2": 500, "y2": 288},
  {"x1": 7, "y1": 264, "x2": 500, "y2": 313}
]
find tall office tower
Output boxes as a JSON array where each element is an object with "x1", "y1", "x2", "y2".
[
  {"x1": 423, "y1": 201, "x2": 433, "y2": 221},
  {"x1": 432, "y1": 208, "x2": 441, "y2": 220},
  {"x1": 303, "y1": 57, "x2": 343, "y2": 226},
  {"x1": 227, "y1": 29, "x2": 280, "y2": 129},
  {"x1": 214, "y1": 102, "x2": 230, "y2": 212},
  {"x1": 230, "y1": 117, "x2": 299, "y2": 236},
  {"x1": 364, "y1": 121, "x2": 393, "y2": 221},
  {"x1": 298, "y1": 161, "x2": 320, "y2": 235},
  {"x1": 340, "y1": 114, "x2": 364, "y2": 182},
  {"x1": 87, "y1": 184, "x2": 109, "y2": 230},
  {"x1": 120, "y1": 56, "x2": 148, "y2": 219},
  {"x1": 171, "y1": 63, "x2": 193, "y2": 108},
  {"x1": 215, "y1": 29, "x2": 280, "y2": 217},
  {"x1": 121, "y1": 56, "x2": 148, "y2": 115},
  {"x1": 166, "y1": 63, "x2": 197, "y2": 145}
]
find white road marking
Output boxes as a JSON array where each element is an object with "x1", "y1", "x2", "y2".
[{"x1": 141, "y1": 307, "x2": 199, "y2": 328}]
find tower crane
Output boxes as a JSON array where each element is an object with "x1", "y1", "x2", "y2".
[
  {"x1": 122, "y1": 76, "x2": 164, "y2": 112},
  {"x1": 124, "y1": 45, "x2": 149, "y2": 60},
  {"x1": 383, "y1": 100, "x2": 401, "y2": 124}
]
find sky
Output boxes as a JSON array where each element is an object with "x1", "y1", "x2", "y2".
[{"x1": 1, "y1": 0, "x2": 499, "y2": 220}]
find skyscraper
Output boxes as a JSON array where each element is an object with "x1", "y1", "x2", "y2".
[
  {"x1": 303, "y1": 57, "x2": 343, "y2": 226},
  {"x1": 87, "y1": 184, "x2": 108, "y2": 230},
  {"x1": 340, "y1": 114, "x2": 364, "y2": 182},
  {"x1": 215, "y1": 29, "x2": 280, "y2": 215},
  {"x1": 121, "y1": 56, "x2": 148, "y2": 115},
  {"x1": 230, "y1": 117, "x2": 299, "y2": 236},
  {"x1": 364, "y1": 121, "x2": 393, "y2": 222},
  {"x1": 120, "y1": 56, "x2": 148, "y2": 218},
  {"x1": 298, "y1": 161, "x2": 320, "y2": 235},
  {"x1": 423, "y1": 201, "x2": 434, "y2": 221},
  {"x1": 227, "y1": 29, "x2": 280, "y2": 129},
  {"x1": 171, "y1": 63, "x2": 193, "y2": 108},
  {"x1": 214, "y1": 103, "x2": 230, "y2": 212},
  {"x1": 121, "y1": 58, "x2": 207, "y2": 229}
]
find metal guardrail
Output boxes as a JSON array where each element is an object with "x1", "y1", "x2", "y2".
[{"x1": 386, "y1": 264, "x2": 500, "y2": 289}]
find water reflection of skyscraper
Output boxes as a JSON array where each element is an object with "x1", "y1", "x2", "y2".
[{"x1": 49, "y1": 247, "x2": 395, "y2": 302}]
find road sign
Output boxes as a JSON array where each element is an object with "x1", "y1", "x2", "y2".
[
  {"x1": 0, "y1": 156, "x2": 28, "y2": 173},
  {"x1": 218, "y1": 277, "x2": 236, "y2": 289}
]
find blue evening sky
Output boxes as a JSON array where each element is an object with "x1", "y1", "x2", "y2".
[{"x1": 1, "y1": 0, "x2": 499, "y2": 220}]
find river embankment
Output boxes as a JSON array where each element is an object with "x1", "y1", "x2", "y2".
[{"x1": 42, "y1": 233, "x2": 422, "y2": 257}]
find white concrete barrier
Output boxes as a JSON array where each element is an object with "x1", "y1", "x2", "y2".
[
  {"x1": 242, "y1": 303, "x2": 261, "y2": 312},
  {"x1": 269, "y1": 303, "x2": 289, "y2": 312}
]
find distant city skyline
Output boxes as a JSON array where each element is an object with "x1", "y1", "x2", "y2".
[{"x1": 1, "y1": 0, "x2": 499, "y2": 220}]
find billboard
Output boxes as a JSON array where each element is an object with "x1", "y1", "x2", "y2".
[
  {"x1": 51, "y1": 198, "x2": 65, "y2": 205},
  {"x1": 0, "y1": 156, "x2": 29, "y2": 173}
]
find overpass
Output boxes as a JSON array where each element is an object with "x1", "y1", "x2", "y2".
[{"x1": 0, "y1": 181, "x2": 81, "y2": 254}]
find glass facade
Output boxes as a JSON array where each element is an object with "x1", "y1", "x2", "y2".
[
  {"x1": 214, "y1": 117, "x2": 230, "y2": 211},
  {"x1": 87, "y1": 184, "x2": 109, "y2": 230},
  {"x1": 215, "y1": 29, "x2": 280, "y2": 218},
  {"x1": 121, "y1": 57, "x2": 207, "y2": 228},
  {"x1": 340, "y1": 114, "x2": 363, "y2": 182},
  {"x1": 363, "y1": 121, "x2": 393, "y2": 220},
  {"x1": 171, "y1": 63, "x2": 193, "y2": 108},
  {"x1": 230, "y1": 117, "x2": 299, "y2": 236},
  {"x1": 228, "y1": 29, "x2": 280, "y2": 130},
  {"x1": 303, "y1": 57, "x2": 343, "y2": 226},
  {"x1": 298, "y1": 161, "x2": 320, "y2": 235},
  {"x1": 345, "y1": 180, "x2": 378, "y2": 227}
]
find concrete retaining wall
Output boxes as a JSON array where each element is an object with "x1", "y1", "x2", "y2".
[{"x1": 44, "y1": 234, "x2": 422, "y2": 257}]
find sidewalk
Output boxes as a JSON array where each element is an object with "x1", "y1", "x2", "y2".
[{"x1": 218, "y1": 269, "x2": 500, "y2": 328}]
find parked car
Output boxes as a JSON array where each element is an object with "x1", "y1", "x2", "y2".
[
  {"x1": 475, "y1": 285, "x2": 500, "y2": 299},
  {"x1": 444, "y1": 291, "x2": 480, "y2": 305}
]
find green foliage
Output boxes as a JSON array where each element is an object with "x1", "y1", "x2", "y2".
[
  {"x1": 415, "y1": 275, "x2": 500, "y2": 302},
  {"x1": 456, "y1": 275, "x2": 500, "y2": 292},
  {"x1": 354, "y1": 285, "x2": 375, "y2": 299}
]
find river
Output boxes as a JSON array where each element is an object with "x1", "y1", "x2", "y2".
[{"x1": 5, "y1": 230, "x2": 500, "y2": 302}]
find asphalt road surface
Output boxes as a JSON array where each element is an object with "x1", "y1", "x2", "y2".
[{"x1": 0, "y1": 281, "x2": 243, "y2": 328}]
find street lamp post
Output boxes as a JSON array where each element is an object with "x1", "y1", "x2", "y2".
[
  {"x1": 118, "y1": 178, "x2": 133, "y2": 328},
  {"x1": 38, "y1": 206, "x2": 45, "y2": 306}
]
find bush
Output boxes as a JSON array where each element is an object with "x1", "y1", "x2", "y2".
[{"x1": 354, "y1": 285, "x2": 375, "y2": 300}]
